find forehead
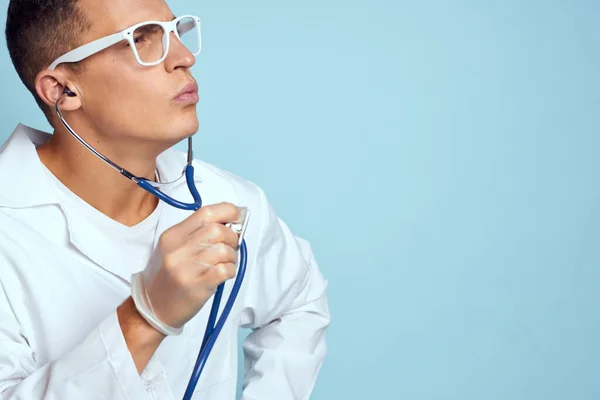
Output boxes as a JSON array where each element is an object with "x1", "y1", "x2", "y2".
[{"x1": 79, "y1": 0, "x2": 175, "y2": 36}]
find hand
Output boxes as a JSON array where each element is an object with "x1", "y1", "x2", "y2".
[{"x1": 136, "y1": 202, "x2": 244, "y2": 331}]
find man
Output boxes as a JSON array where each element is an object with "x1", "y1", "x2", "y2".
[{"x1": 0, "y1": 0, "x2": 330, "y2": 399}]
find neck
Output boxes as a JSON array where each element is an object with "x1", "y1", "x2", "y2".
[{"x1": 38, "y1": 126, "x2": 160, "y2": 227}]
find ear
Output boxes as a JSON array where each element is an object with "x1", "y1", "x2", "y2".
[{"x1": 34, "y1": 69, "x2": 82, "y2": 112}]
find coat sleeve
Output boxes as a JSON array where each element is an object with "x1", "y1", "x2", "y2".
[
  {"x1": 0, "y1": 274, "x2": 174, "y2": 400},
  {"x1": 239, "y1": 186, "x2": 331, "y2": 400}
]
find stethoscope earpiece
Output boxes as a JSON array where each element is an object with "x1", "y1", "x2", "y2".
[{"x1": 63, "y1": 87, "x2": 76, "y2": 97}]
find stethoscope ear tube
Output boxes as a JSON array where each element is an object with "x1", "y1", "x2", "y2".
[{"x1": 54, "y1": 95, "x2": 248, "y2": 400}]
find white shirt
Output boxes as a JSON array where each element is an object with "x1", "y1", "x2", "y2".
[
  {"x1": 0, "y1": 124, "x2": 330, "y2": 400},
  {"x1": 43, "y1": 163, "x2": 164, "y2": 275}
]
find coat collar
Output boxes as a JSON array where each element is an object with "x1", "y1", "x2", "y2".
[{"x1": 0, "y1": 124, "x2": 59, "y2": 208}]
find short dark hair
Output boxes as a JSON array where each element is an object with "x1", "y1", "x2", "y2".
[{"x1": 5, "y1": 0, "x2": 90, "y2": 118}]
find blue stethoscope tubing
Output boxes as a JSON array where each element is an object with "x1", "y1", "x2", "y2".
[
  {"x1": 55, "y1": 91, "x2": 247, "y2": 400},
  {"x1": 137, "y1": 166, "x2": 248, "y2": 400}
]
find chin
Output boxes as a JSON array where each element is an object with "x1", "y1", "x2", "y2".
[
  {"x1": 164, "y1": 115, "x2": 199, "y2": 144},
  {"x1": 182, "y1": 107, "x2": 200, "y2": 132}
]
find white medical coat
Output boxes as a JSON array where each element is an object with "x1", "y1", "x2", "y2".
[{"x1": 0, "y1": 124, "x2": 330, "y2": 399}]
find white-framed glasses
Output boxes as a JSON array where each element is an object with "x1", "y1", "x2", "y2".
[{"x1": 48, "y1": 15, "x2": 201, "y2": 70}]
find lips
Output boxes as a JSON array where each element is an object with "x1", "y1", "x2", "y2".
[{"x1": 174, "y1": 82, "x2": 199, "y2": 103}]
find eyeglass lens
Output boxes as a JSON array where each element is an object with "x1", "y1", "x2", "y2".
[{"x1": 132, "y1": 17, "x2": 199, "y2": 63}]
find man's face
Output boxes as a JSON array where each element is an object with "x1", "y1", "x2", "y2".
[{"x1": 69, "y1": 0, "x2": 199, "y2": 152}]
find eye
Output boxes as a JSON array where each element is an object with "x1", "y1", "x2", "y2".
[{"x1": 133, "y1": 34, "x2": 146, "y2": 44}]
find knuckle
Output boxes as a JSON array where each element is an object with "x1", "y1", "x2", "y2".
[
  {"x1": 227, "y1": 246, "x2": 238, "y2": 262},
  {"x1": 200, "y1": 207, "x2": 214, "y2": 222},
  {"x1": 206, "y1": 223, "x2": 224, "y2": 241},
  {"x1": 214, "y1": 263, "x2": 233, "y2": 280},
  {"x1": 190, "y1": 210, "x2": 204, "y2": 227},
  {"x1": 222, "y1": 263, "x2": 237, "y2": 279},
  {"x1": 208, "y1": 243, "x2": 237, "y2": 265},
  {"x1": 162, "y1": 252, "x2": 178, "y2": 269},
  {"x1": 224, "y1": 203, "x2": 240, "y2": 219},
  {"x1": 159, "y1": 230, "x2": 174, "y2": 248},
  {"x1": 215, "y1": 243, "x2": 231, "y2": 259}
]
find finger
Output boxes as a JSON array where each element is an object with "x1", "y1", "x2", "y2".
[
  {"x1": 188, "y1": 223, "x2": 239, "y2": 249},
  {"x1": 197, "y1": 262, "x2": 237, "y2": 286},
  {"x1": 177, "y1": 203, "x2": 241, "y2": 236},
  {"x1": 162, "y1": 246, "x2": 189, "y2": 272},
  {"x1": 191, "y1": 243, "x2": 238, "y2": 268}
]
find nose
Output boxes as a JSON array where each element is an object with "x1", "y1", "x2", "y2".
[{"x1": 164, "y1": 31, "x2": 196, "y2": 72}]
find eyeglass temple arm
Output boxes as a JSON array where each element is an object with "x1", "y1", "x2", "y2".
[{"x1": 48, "y1": 32, "x2": 123, "y2": 70}]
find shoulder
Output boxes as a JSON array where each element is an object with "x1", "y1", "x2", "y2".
[{"x1": 195, "y1": 157, "x2": 263, "y2": 198}]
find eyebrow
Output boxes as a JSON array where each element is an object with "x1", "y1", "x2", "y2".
[
  {"x1": 134, "y1": 23, "x2": 164, "y2": 34},
  {"x1": 115, "y1": 14, "x2": 179, "y2": 33}
]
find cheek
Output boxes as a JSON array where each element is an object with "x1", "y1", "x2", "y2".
[
  {"x1": 81, "y1": 72, "x2": 173, "y2": 133},
  {"x1": 77, "y1": 59, "x2": 198, "y2": 141}
]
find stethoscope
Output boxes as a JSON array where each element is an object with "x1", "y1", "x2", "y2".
[{"x1": 55, "y1": 88, "x2": 247, "y2": 400}]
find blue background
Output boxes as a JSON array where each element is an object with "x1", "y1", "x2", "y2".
[{"x1": 1, "y1": 0, "x2": 599, "y2": 399}]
